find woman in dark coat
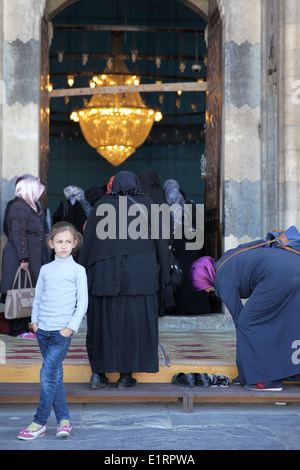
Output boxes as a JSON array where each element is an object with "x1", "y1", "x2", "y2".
[
  {"x1": 53, "y1": 185, "x2": 91, "y2": 234},
  {"x1": 78, "y1": 171, "x2": 174, "y2": 389},
  {"x1": 163, "y1": 179, "x2": 211, "y2": 315},
  {"x1": 191, "y1": 244, "x2": 300, "y2": 391},
  {"x1": 139, "y1": 168, "x2": 167, "y2": 206},
  {"x1": 1, "y1": 176, "x2": 46, "y2": 336}
]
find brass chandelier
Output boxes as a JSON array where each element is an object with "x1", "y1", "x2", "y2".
[{"x1": 70, "y1": 34, "x2": 162, "y2": 166}]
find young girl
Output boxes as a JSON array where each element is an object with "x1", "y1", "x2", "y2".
[{"x1": 17, "y1": 222, "x2": 88, "y2": 440}]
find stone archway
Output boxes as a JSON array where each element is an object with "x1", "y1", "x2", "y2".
[{"x1": 46, "y1": 0, "x2": 209, "y2": 21}]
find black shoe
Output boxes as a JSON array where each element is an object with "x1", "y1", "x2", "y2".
[
  {"x1": 194, "y1": 373, "x2": 210, "y2": 387},
  {"x1": 117, "y1": 377, "x2": 137, "y2": 389},
  {"x1": 90, "y1": 373, "x2": 109, "y2": 389},
  {"x1": 215, "y1": 373, "x2": 229, "y2": 387},
  {"x1": 231, "y1": 376, "x2": 243, "y2": 385},
  {"x1": 171, "y1": 372, "x2": 195, "y2": 387}
]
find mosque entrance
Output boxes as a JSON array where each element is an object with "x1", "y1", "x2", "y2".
[{"x1": 39, "y1": 0, "x2": 224, "y2": 315}]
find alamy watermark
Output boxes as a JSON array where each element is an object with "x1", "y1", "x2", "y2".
[
  {"x1": 291, "y1": 340, "x2": 300, "y2": 365},
  {"x1": 95, "y1": 196, "x2": 204, "y2": 251}
]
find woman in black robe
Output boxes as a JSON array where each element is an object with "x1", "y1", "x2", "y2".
[
  {"x1": 53, "y1": 185, "x2": 91, "y2": 234},
  {"x1": 163, "y1": 179, "x2": 211, "y2": 315},
  {"x1": 191, "y1": 243, "x2": 300, "y2": 391},
  {"x1": 78, "y1": 171, "x2": 174, "y2": 389},
  {"x1": 139, "y1": 168, "x2": 167, "y2": 206}
]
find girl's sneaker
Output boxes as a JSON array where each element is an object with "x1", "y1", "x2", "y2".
[
  {"x1": 18, "y1": 422, "x2": 46, "y2": 440},
  {"x1": 17, "y1": 332, "x2": 36, "y2": 338},
  {"x1": 56, "y1": 419, "x2": 72, "y2": 438}
]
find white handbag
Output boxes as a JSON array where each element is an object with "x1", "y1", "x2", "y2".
[{"x1": 4, "y1": 267, "x2": 35, "y2": 319}]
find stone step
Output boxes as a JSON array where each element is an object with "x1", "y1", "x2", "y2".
[{"x1": 0, "y1": 382, "x2": 299, "y2": 413}]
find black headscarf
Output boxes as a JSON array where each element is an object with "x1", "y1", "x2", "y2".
[
  {"x1": 109, "y1": 171, "x2": 143, "y2": 196},
  {"x1": 139, "y1": 168, "x2": 167, "y2": 205},
  {"x1": 85, "y1": 185, "x2": 106, "y2": 207},
  {"x1": 78, "y1": 171, "x2": 160, "y2": 268}
]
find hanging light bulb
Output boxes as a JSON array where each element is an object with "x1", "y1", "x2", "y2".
[
  {"x1": 47, "y1": 83, "x2": 53, "y2": 92},
  {"x1": 132, "y1": 75, "x2": 140, "y2": 86},
  {"x1": 67, "y1": 75, "x2": 74, "y2": 87},
  {"x1": 154, "y1": 111, "x2": 163, "y2": 121},
  {"x1": 179, "y1": 61, "x2": 186, "y2": 73},
  {"x1": 191, "y1": 29, "x2": 201, "y2": 74},
  {"x1": 106, "y1": 57, "x2": 113, "y2": 69},
  {"x1": 131, "y1": 50, "x2": 138, "y2": 63},
  {"x1": 82, "y1": 53, "x2": 89, "y2": 66},
  {"x1": 57, "y1": 50, "x2": 64, "y2": 63},
  {"x1": 89, "y1": 79, "x2": 96, "y2": 88},
  {"x1": 191, "y1": 62, "x2": 201, "y2": 73},
  {"x1": 155, "y1": 56, "x2": 162, "y2": 68}
]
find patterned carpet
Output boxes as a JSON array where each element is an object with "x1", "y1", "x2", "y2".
[{"x1": 0, "y1": 330, "x2": 236, "y2": 367}]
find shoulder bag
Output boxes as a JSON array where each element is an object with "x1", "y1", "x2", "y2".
[
  {"x1": 216, "y1": 225, "x2": 300, "y2": 273},
  {"x1": 4, "y1": 267, "x2": 35, "y2": 319}
]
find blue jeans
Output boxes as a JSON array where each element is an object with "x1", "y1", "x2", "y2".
[{"x1": 34, "y1": 329, "x2": 72, "y2": 426}]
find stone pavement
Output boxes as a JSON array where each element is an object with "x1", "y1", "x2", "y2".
[{"x1": 1, "y1": 400, "x2": 300, "y2": 452}]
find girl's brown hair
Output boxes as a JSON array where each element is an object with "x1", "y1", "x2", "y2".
[{"x1": 47, "y1": 222, "x2": 83, "y2": 252}]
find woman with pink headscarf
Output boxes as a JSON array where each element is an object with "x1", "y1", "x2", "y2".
[
  {"x1": 0, "y1": 176, "x2": 46, "y2": 336},
  {"x1": 191, "y1": 242, "x2": 300, "y2": 392}
]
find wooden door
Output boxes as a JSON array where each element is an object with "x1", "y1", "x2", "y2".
[
  {"x1": 204, "y1": 1, "x2": 223, "y2": 262},
  {"x1": 40, "y1": 13, "x2": 50, "y2": 208}
]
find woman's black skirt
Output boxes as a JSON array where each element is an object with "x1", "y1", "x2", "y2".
[{"x1": 86, "y1": 293, "x2": 159, "y2": 373}]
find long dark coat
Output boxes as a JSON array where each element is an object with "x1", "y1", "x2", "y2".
[
  {"x1": 1, "y1": 197, "x2": 44, "y2": 294},
  {"x1": 214, "y1": 245, "x2": 300, "y2": 385},
  {"x1": 78, "y1": 171, "x2": 175, "y2": 373}
]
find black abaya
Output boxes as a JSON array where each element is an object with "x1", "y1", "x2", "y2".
[{"x1": 79, "y1": 171, "x2": 174, "y2": 375}]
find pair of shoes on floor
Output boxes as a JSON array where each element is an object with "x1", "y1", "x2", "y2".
[
  {"x1": 172, "y1": 372, "x2": 211, "y2": 387},
  {"x1": 244, "y1": 380, "x2": 283, "y2": 391},
  {"x1": 18, "y1": 420, "x2": 72, "y2": 440},
  {"x1": 172, "y1": 372, "x2": 195, "y2": 386},
  {"x1": 208, "y1": 373, "x2": 229, "y2": 387},
  {"x1": 194, "y1": 373, "x2": 210, "y2": 387},
  {"x1": 90, "y1": 373, "x2": 110, "y2": 389},
  {"x1": 117, "y1": 377, "x2": 137, "y2": 389}
]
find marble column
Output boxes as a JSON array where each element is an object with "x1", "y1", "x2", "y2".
[
  {"x1": 280, "y1": 0, "x2": 300, "y2": 228},
  {"x1": 0, "y1": 0, "x2": 46, "y2": 259},
  {"x1": 220, "y1": 0, "x2": 262, "y2": 251}
]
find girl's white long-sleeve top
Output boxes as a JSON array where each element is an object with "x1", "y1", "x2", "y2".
[{"x1": 31, "y1": 255, "x2": 88, "y2": 333}]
